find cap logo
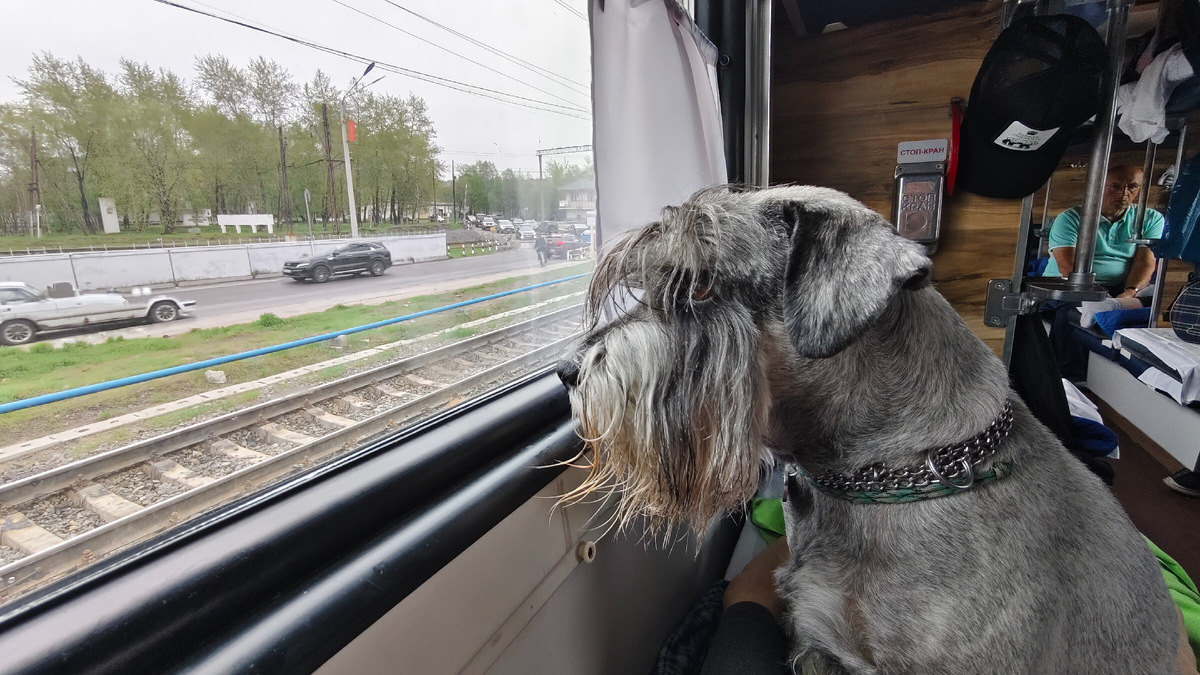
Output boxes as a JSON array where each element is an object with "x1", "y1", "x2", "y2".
[{"x1": 993, "y1": 121, "x2": 1060, "y2": 151}]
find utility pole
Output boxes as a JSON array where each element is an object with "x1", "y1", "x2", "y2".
[
  {"x1": 337, "y1": 62, "x2": 381, "y2": 239},
  {"x1": 303, "y1": 188, "x2": 314, "y2": 240},
  {"x1": 322, "y1": 103, "x2": 338, "y2": 235},
  {"x1": 339, "y1": 102, "x2": 358, "y2": 239},
  {"x1": 278, "y1": 126, "x2": 292, "y2": 234},
  {"x1": 29, "y1": 129, "x2": 41, "y2": 238},
  {"x1": 538, "y1": 154, "x2": 544, "y2": 222},
  {"x1": 451, "y1": 160, "x2": 456, "y2": 223}
]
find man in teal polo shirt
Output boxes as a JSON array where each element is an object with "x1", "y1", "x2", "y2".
[
  {"x1": 1043, "y1": 164, "x2": 1164, "y2": 297},
  {"x1": 1042, "y1": 165, "x2": 1164, "y2": 382}
]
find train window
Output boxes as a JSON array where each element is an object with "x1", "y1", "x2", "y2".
[{"x1": 0, "y1": 0, "x2": 593, "y2": 605}]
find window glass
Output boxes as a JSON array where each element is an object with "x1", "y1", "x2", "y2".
[
  {"x1": 0, "y1": 289, "x2": 36, "y2": 304},
  {"x1": 0, "y1": 0, "x2": 593, "y2": 604}
]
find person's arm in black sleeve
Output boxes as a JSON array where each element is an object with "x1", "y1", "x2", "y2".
[{"x1": 700, "y1": 537, "x2": 792, "y2": 675}]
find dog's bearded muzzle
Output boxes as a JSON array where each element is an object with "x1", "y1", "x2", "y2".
[{"x1": 558, "y1": 319, "x2": 769, "y2": 535}]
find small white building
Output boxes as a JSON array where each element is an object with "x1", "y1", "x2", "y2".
[{"x1": 557, "y1": 178, "x2": 596, "y2": 223}]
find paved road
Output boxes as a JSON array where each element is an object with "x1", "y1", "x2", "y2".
[
  {"x1": 171, "y1": 246, "x2": 547, "y2": 320},
  {"x1": 32, "y1": 247, "x2": 589, "y2": 346}
]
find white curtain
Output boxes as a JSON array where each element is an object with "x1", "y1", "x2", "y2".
[{"x1": 590, "y1": 0, "x2": 728, "y2": 249}]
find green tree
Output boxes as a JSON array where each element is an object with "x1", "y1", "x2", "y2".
[{"x1": 14, "y1": 54, "x2": 121, "y2": 234}]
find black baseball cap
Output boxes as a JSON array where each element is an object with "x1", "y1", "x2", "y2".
[{"x1": 956, "y1": 15, "x2": 1109, "y2": 199}]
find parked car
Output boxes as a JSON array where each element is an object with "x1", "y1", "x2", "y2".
[
  {"x1": 282, "y1": 242, "x2": 392, "y2": 283},
  {"x1": 517, "y1": 224, "x2": 536, "y2": 240},
  {"x1": 497, "y1": 219, "x2": 515, "y2": 234},
  {"x1": 0, "y1": 281, "x2": 196, "y2": 346},
  {"x1": 545, "y1": 233, "x2": 586, "y2": 259}
]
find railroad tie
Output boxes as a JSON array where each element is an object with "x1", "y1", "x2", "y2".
[
  {"x1": 145, "y1": 459, "x2": 216, "y2": 490},
  {"x1": 208, "y1": 438, "x2": 268, "y2": 463},
  {"x1": 1, "y1": 512, "x2": 64, "y2": 555},
  {"x1": 256, "y1": 422, "x2": 317, "y2": 446},
  {"x1": 372, "y1": 383, "x2": 413, "y2": 400},
  {"x1": 403, "y1": 373, "x2": 442, "y2": 387},
  {"x1": 303, "y1": 406, "x2": 355, "y2": 431},
  {"x1": 331, "y1": 395, "x2": 372, "y2": 416},
  {"x1": 71, "y1": 483, "x2": 143, "y2": 523}
]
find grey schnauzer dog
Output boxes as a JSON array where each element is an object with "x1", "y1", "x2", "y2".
[{"x1": 557, "y1": 185, "x2": 1178, "y2": 674}]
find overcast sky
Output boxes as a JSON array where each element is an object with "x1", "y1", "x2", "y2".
[{"x1": 0, "y1": 0, "x2": 594, "y2": 176}]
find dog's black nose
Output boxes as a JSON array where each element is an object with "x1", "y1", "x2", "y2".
[{"x1": 557, "y1": 360, "x2": 580, "y2": 388}]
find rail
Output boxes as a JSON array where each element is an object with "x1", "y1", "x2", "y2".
[
  {"x1": 0, "y1": 372, "x2": 578, "y2": 674},
  {"x1": 0, "y1": 273, "x2": 590, "y2": 415}
]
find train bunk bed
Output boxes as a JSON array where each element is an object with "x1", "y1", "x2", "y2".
[{"x1": 1081, "y1": 322, "x2": 1200, "y2": 474}]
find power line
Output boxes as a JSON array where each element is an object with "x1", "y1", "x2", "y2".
[
  {"x1": 551, "y1": 0, "x2": 588, "y2": 22},
  {"x1": 150, "y1": 0, "x2": 591, "y2": 119},
  {"x1": 328, "y1": 0, "x2": 589, "y2": 110},
  {"x1": 377, "y1": 0, "x2": 590, "y2": 95}
]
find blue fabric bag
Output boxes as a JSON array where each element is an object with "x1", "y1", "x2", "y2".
[
  {"x1": 1170, "y1": 274, "x2": 1200, "y2": 344},
  {"x1": 1155, "y1": 151, "x2": 1200, "y2": 264},
  {"x1": 1093, "y1": 307, "x2": 1151, "y2": 337}
]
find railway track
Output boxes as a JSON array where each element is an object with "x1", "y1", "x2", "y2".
[{"x1": 0, "y1": 305, "x2": 583, "y2": 601}]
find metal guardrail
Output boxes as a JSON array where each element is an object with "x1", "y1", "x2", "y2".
[{"x1": 0, "y1": 273, "x2": 590, "y2": 415}]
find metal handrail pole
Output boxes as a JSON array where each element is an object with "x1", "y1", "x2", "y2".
[
  {"x1": 1070, "y1": 0, "x2": 1133, "y2": 288},
  {"x1": 1148, "y1": 124, "x2": 1189, "y2": 327},
  {"x1": 1129, "y1": 141, "x2": 1157, "y2": 241}
]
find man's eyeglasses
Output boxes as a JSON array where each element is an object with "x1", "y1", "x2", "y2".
[{"x1": 1105, "y1": 182, "x2": 1142, "y2": 194}]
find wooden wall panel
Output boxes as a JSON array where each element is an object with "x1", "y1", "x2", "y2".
[{"x1": 770, "y1": 1, "x2": 1013, "y2": 353}]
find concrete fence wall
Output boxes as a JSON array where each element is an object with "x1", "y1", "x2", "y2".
[{"x1": 0, "y1": 234, "x2": 447, "y2": 291}]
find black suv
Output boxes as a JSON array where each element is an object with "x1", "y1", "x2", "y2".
[{"x1": 283, "y1": 242, "x2": 393, "y2": 282}]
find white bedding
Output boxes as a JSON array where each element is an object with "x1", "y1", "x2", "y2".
[{"x1": 1111, "y1": 328, "x2": 1200, "y2": 405}]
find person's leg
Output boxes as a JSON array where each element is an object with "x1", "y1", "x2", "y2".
[{"x1": 1046, "y1": 300, "x2": 1090, "y2": 383}]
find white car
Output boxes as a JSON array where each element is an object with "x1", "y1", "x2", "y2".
[
  {"x1": 481, "y1": 216, "x2": 496, "y2": 231},
  {"x1": 0, "y1": 281, "x2": 196, "y2": 346},
  {"x1": 497, "y1": 219, "x2": 515, "y2": 234}
]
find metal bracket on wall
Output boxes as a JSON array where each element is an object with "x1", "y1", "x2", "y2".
[
  {"x1": 985, "y1": 277, "x2": 1109, "y2": 329},
  {"x1": 983, "y1": 279, "x2": 1039, "y2": 328}
]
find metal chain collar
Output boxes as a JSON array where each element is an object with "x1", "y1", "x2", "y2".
[{"x1": 809, "y1": 401, "x2": 1015, "y2": 495}]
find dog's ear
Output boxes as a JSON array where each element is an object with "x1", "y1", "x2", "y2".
[{"x1": 763, "y1": 190, "x2": 932, "y2": 359}]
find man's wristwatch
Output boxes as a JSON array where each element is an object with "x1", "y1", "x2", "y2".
[{"x1": 1125, "y1": 286, "x2": 1139, "y2": 293}]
